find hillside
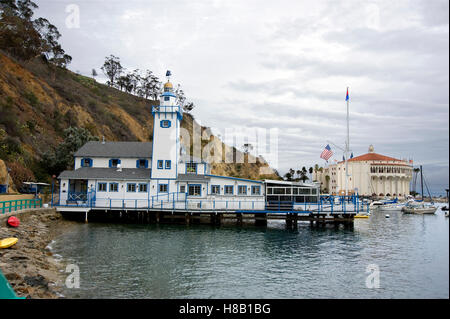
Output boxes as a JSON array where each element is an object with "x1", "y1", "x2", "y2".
[{"x1": 0, "y1": 52, "x2": 279, "y2": 190}]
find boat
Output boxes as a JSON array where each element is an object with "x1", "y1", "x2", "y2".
[
  {"x1": 0, "y1": 238, "x2": 18, "y2": 249},
  {"x1": 354, "y1": 214, "x2": 369, "y2": 219},
  {"x1": 378, "y1": 203, "x2": 405, "y2": 212},
  {"x1": 401, "y1": 201, "x2": 437, "y2": 214}
]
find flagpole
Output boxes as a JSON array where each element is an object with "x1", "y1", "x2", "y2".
[{"x1": 345, "y1": 87, "x2": 349, "y2": 197}]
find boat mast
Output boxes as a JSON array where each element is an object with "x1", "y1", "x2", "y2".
[
  {"x1": 345, "y1": 87, "x2": 349, "y2": 196},
  {"x1": 420, "y1": 165, "x2": 424, "y2": 201}
]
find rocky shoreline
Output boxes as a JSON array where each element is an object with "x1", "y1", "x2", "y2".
[{"x1": 0, "y1": 208, "x2": 77, "y2": 298}]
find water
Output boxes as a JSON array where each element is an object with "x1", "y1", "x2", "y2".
[{"x1": 52, "y1": 205, "x2": 449, "y2": 299}]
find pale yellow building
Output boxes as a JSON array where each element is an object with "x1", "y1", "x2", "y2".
[{"x1": 315, "y1": 145, "x2": 413, "y2": 197}]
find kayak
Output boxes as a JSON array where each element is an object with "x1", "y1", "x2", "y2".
[
  {"x1": 354, "y1": 214, "x2": 369, "y2": 219},
  {"x1": 7, "y1": 216, "x2": 20, "y2": 227},
  {"x1": 0, "y1": 238, "x2": 18, "y2": 249}
]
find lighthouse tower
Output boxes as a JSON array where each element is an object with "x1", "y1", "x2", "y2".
[{"x1": 151, "y1": 71, "x2": 182, "y2": 181}]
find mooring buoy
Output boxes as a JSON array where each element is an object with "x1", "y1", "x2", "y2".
[{"x1": 385, "y1": 214, "x2": 390, "y2": 218}]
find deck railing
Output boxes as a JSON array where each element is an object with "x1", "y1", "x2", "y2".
[{"x1": 0, "y1": 198, "x2": 42, "y2": 214}]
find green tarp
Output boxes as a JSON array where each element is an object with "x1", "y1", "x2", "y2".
[{"x1": 0, "y1": 268, "x2": 21, "y2": 299}]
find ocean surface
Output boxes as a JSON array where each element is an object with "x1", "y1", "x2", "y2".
[{"x1": 51, "y1": 204, "x2": 449, "y2": 299}]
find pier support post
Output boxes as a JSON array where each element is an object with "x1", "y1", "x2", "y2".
[
  {"x1": 255, "y1": 213, "x2": 267, "y2": 226},
  {"x1": 156, "y1": 212, "x2": 160, "y2": 224},
  {"x1": 84, "y1": 211, "x2": 88, "y2": 223},
  {"x1": 286, "y1": 213, "x2": 292, "y2": 228},
  {"x1": 185, "y1": 213, "x2": 190, "y2": 225},
  {"x1": 236, "y1": 213, "x2": 243, "y2": 226}
]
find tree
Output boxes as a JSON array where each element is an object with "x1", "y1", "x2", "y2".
[
  {"x1": 175, "y1": 83, "x2": 195, "y2": 112},
  {"x1": 41, "y1": 127, "x2": 99, "y2": 175},
  {"x1": 91, "y1": 68, "x2": 98, "y2": 80},
  {"x1": 101, "y1": 55, "x2": 123, "y2": 87},
  {"x1": 0, "y1": 1, "x2": 71, "y2": 65},
  {"x1": 309, "y1": 167, "x2": 313, "y2": 180},
  {"x1": 242, "y1": 143, "x2": 253, "y2": 154}
]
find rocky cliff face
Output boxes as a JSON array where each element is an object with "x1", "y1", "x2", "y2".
[{"x1": 0, "y1": 52, "x2": 279, "y2": 190}]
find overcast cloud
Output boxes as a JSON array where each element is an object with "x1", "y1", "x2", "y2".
[{"x1": 36, "y1": 0, "x2": 449, "y2": 193}]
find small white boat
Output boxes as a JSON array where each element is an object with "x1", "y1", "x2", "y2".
[
  {"x1": 402, "y1": 201, "x2": 437, "y2": 214},
  {"x1": 378, "y1": 203, "x2": 404, "y2": 212}
]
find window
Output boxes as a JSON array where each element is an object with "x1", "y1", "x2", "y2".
[
  {"x1": 160, "y1": 120, "x2": 171, "y2": 128},
  {"x1": 180, "y1": 185, "x2": 186, "y2": 193},
  {"x1": 251, "y1": 186, "x2": 261, "y2": 195},
  {"x1": 139, "y1": 184, "x2": 148, "y2": 192},
  {"x1": 188, "y1": 185, "x2": 201, "y2": 196},
  {"x1": 238, "y1": 185, "x2": 247, "y2": 195},
  {"x1": 110, "y1": 183, "x2": 118, "y2": 192},
  {"x1": 109, "y1": 159, "x2": 121, "y2": 168},
  {"x1": 211, "y1": 185, "x2": 220, "y2": 195},
  {"x1": 186, "y1": 162, "x2": 197, "y2": 174},
  {"x1": 81, "y1": 158, "x2": 92, "y2": 167},
  {"x1": 159, "y1": 184, "x2": 168, "y2": 193},
  {"x1": 98, "y1": 183, "x2": 107, "y2": 192},
  {"x1": 165, "y1": 160, "x2": 171, "y2": 169},
  {"x1": 224, "y1": 185, "x2": 233, "y2": 195},
  {"x1": 164, "y1": 96, "x2": 170, "y2": 101},
  {"x1": 127, "y1": 183, "x2": 136, "y2": 192},
  {"x1": 137, "y1": 159, "x2": 148, "y2": 168},
  {"x1": 157, "y1": 160, "x2": 163, "y2": 169}
]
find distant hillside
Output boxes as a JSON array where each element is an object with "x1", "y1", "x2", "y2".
[{"x1": 0, "y1": 52, "x2": 279, "y2": 189}]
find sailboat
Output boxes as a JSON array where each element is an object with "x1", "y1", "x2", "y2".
[{"x1": 401, "y1": 165, "x2": 437, "y2": 214}]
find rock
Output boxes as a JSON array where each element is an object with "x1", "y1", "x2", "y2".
[{"x1": 24, "y1": 275, "x2": 49, "y2": 289}]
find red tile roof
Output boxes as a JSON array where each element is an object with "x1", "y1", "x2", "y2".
[{"x1": 347, "y1": 152, "x2": 402, "y2": 162}]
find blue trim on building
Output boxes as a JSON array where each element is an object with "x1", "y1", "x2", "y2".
[
  {"x1": 165, "y1": 160, "x2": 171, "y2": 169},
  {"x1": 138, "y1": 183, "x2": 148, "y2": 192},
  {"x1": 157, "y1": 160, "x2": 164, "y2": 169},
  {"x1": 188, "y1": 184, "x2": 202, "y2": 197},
  {"x1": 109, "y1": 182, "x2": 119, "y2": 192},
  {"x1": 251, "y1": 185, "x2": 261, "y2": 195},
  {"x1": 158, "y1": 183, "x2": 168, "y2": 193},
  {"x1": 185, "y1": 162, "x2": 197, "y2": 174},
  {"x1": 127, "y1": 183, "x2": 137, "y2": 192},
  {"x1": 81, "y1": 158, "x2": 93, "y2": 167},
  {"x1": 238, "y1": 185, "x2": 247, "y2": 195},
  {"x1": 224, "y1": 185, "x2": 234, "y2": 195},
  {"x1": 160, "y1": 120, "x2": 171, "y2": 128},
  {"x1": 211, "y1": 184, "x2": 220, "y2": 195},
  {"x1": 98, "y1": 182, "x2": 107, "y2": 192}
]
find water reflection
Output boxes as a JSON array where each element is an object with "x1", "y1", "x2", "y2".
[{"x1": 53, "y1": 206, "x2": 449, "y2": 299}]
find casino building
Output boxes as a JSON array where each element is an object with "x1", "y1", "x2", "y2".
[{"x1": 315, "y1": 145, "x2": 413, "y2": 197}]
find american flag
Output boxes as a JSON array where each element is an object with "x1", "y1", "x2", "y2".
[{"x1": 320, "y1": 144, "x2": 333, "y2": 161}]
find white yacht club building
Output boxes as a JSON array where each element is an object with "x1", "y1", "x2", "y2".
[{"x1": 57, "y1": 74, "x2": 301, "y2": 212}]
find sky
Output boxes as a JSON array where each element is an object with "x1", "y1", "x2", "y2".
[{"x1": 35, "y1": 0, "x2": 449, "y2": 193}]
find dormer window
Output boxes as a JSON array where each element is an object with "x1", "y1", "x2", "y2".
[
  {"x1": 109, "y1": 159, "x2": 121, "y2": 168},
  {"x1": 81, "y1": 158, "x2": 92, "y2": 167},
  {"x1": 137, "y1": 159, "x2": 148, "y2": 168}
]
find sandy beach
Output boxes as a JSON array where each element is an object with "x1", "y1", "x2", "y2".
[{"x1": 0, "y1": 208, "x2": 77, "y2": 298}]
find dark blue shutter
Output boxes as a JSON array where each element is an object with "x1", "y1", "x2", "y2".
[
  {"x1": 145, "y1": 160, "x2": 148, "y2": 168},
  {"x1": 136, "y1": 160, "x2": 140, "y2": 168},
  {"x1": 81, "y1": 159, "x2": 84, "y2": 167},
  {"x1": 88, "y1": 158, "x2": 93, "y2": 167},
  {"x1": 108, "y1": 159, "x2": 112, "y2": 168}
]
